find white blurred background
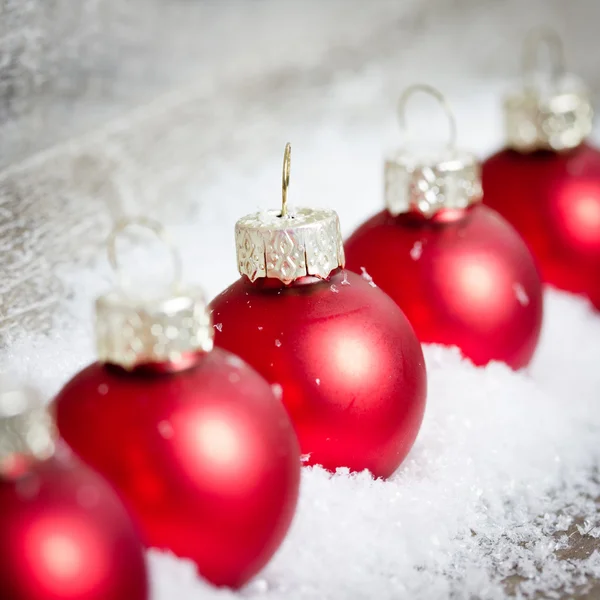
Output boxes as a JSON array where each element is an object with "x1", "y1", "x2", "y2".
[{"x1": 0, "y1": 0, "x2": 599, "y2": 338}]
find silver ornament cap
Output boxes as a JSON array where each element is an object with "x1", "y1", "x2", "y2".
[
  {"x1": 385, "y1": 84, "x2": 483, "y2": 217},
  {"x1": 504, "y1": 29, "x2": 593, "y2": 152},
  {"x1": 96, "y1": 218, "x2": 214, "y2": 370},
  {"x1": 235, "y1": 144, "x2": 345, "y2": 285},
  {"x1": 0, "y1": 378, "x2": 56, "y2": 476}
]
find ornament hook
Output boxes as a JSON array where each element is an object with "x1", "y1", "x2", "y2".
[
  {"x1": 107, "y1": 217, "x2": 183, "y2": 295},
  {"x1": 281, "y1": 142, "x2": 291, "y2": 217},
  {"x1": 397, "y1": 84, "x2": 457, "y2": 151},
  {"x1": 522, "y1": 27, "x2": 565, "y2": 83}
]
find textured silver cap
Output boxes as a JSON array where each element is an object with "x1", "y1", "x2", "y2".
[
  {"x1": 505, "y1": 76, "x2": 593, "y2": 152},
  {"x1": 387, "y1": 84, "x2": 483, "y2": 217},
  {"x1": 96, "y1": 287, "x2": 214, "y2": 370},
  {"x1": 385, "y1": 149, "x2": 483, "y2": 217},
  {"x1": 236, "y1": 207, "x2": 345, "y2": 284},
  {"x1": 235, "y1": 143, "x2": 345, "y2": 284},
  {"x1": 97, "y1": 217, "x2": 213, "y2": 370},
  {"x1": 505, "y1": 28, "x2": 594, "y2": 152},
  {"x1": 0, "y1": 380, "x2": 56, "y2": 476}
]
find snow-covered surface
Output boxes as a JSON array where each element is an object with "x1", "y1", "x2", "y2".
[
  {"x1": 2, "y1": 10, "x2": 600, "y2": 591},
  {"x1": 4, "y1": 106, "x2": 600, "y2": 598}
]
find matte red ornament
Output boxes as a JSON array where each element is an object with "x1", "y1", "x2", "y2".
[
  {"x1": 345, "y1": 206, "x2": 543, "y2": 369},
  {"x1": 53, "y1": 219, "x2": 301, "y2": 589},
  {"x1": 211, "y1": 269, "x2": 426, "y2": 479},
  {"x1": 0, "y1": 384, "x2": 149, "y2": 600},
  {"x1": 483, "y1": 146, "x2": 600, "y2": 309},
  {"x1": 0, "y1": 457, "x2": 149, "y2": 600},
  {"x1": 345, "y1": 85, "x2": 543, "y2": 369},
  {"x1": 482, "y1": 30, "x2": 599, "y2": 308},
  {"x1": 210, "y1": 144, "x2": 427, "y2": 479}
]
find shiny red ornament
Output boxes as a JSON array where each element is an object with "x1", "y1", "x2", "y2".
[
  {"x1": 482, "y1": 144, "x2": 600, "y2": 309},
  {"x1": 210, "y1": 268, "x2": 427, "y2": 479},
  {"x1": 0, "y1": 453, "x2": 149, "y2": 600},
  {"x1": 54, "y1": 218, "x2": 301, "y2": 589},
  {"x1": 346, "y1": 84, "x2": 543, "y2": 369},
  {"x1": 55, "y1": 349, "x2": 300, "y2": 589},
  {"x1": 482, "y1": 28, "x2": 599, "y2": 308},
  {"x1": 345, "y1": 205, "x2": 543, "y2": 369}
]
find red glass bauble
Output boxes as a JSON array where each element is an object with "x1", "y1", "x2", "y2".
[
  {"x1": 209, "y1": 268, "x2": 427, "y2": 479},
  {"x1": 482, "y1": 143, "x2": 600, "y2": 309},
  {"x1": 345, "y1": 205, "x2": 543, "y2": 369},
  {"x1": 0, "y1": 453, "x2": 148, "y2": 600},
  {"x1": 54, "y1": 348, "x2": 301, "y2": 588}
]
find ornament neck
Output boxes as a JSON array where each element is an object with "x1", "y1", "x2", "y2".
[
  {"x1": 504, "y1": 29, "x2": 593, "y2": 152},
  {"x1": 243, "y1": 268, "x2": 343, "y2": 290},
  {"x1": 96, "y1": 218, "x2": 214, "y2": 371},
  {"x1": 386, "y1": 85, "x2": 482, "y2": 217},
  {"x1": 0, "y1": 383, "x2": 57, "y2": 479},
  {"x1": 104, "y1": 350, "x2": 208, "y2": 376},
  {"x1": 509, "y1": 143, "x2": 584, "y2": 158},
  {"x1": 390, "y1": 206, "x2": 473, "y2": 226}
]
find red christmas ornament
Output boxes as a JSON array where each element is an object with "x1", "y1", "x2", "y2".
[
  {"x1": 54, "y1": 219, "x2": 301, "y2": 589},
  {"x1": 345, "y1": 85, "x2": 543, "y2": 369},
  {"x1": 482, "y1": 30, "x2": 600, "y2": 308},
  {"x1": 210, "y1": 144, "x2": 427, "y2": 479},
  {"x1": 0, "y1": 381, "x2": 148, "y2": 600}
]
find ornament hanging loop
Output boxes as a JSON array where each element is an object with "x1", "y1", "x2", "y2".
[
  {"x1": 281, "y1": 142, "x2": 291, "y2": 217},
  {"x1": 397, "y1": 84, "x2": 457, "y2": 151},
  {"x1": 107, "y1": 216, "x2": 183, "y2": 296},
  {"x1": 522, "y1": 27, "x2": 565, "y2": 84}
]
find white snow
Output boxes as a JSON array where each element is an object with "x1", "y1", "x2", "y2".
[
  {"x1": 3, "y1": 80, "x2": 600, "y2": 598},
  {"x1": 7, "y1": 235, "x2": 600, "y2": 600}
]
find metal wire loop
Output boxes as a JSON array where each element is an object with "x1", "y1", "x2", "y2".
[
  {"x1": 281, "y1": 142, "x2": 292, "y2": 217},
  {"x1": 397, "y1": 83, "x2": 457, "y2": 151},
  {"x1": 522, "y1": 27, "x2": 565, "y2": 83},
  {"x1": 107, "y1": 216, "x2": 183, "y2": 295}
]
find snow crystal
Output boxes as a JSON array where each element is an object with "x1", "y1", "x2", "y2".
[
  {"x1": 513, "y1": 282, "x2": 530, "y2": 306},
  {"x1": 225, "y1": 354, "x2": 245, "y2": 369},
  {"x1": 157, "y1": 420, "x2": 174, "y2": 440},
  {"x1": 410, "y1": 240, "x2": 423, "y2": 260},
  {"x1": 360, "y1": 267, "x2": 377, "y2": 288}
]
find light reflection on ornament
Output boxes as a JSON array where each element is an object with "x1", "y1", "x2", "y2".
[
  {"x1": 194, "y1": 416, "x2": 244, "y2": 466},
  {"x1": 439, "y1": 253, "x2": 509, "y2": 330},
  {"x1": 331, "y1": 332, "x2": 375, "y2": 384},
  {"x1": 172, "y1": 407, "x2": 266, "y2": 495},
  {"x1": 24, "y1": 514, "x2": 106, "y2": 597},
  {"x1": 555, "y1": 180, "x2": 600, "y2": 249}
]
